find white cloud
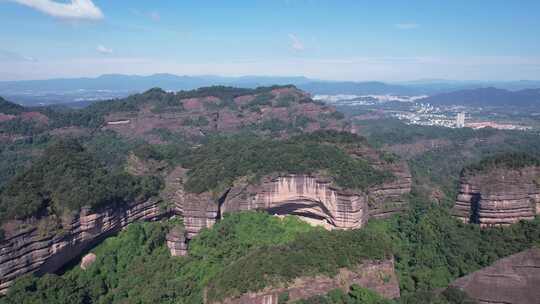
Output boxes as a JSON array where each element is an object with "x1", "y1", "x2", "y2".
[
  {"x1": 96, "y1": 45, "x2": 113, "y2": 54},
  {"x1": 288, "y1": 34, "x2": 305, "y2": 51},
  {"x1": 395, "y1": 23, "x2": 419, "y2": 30},
  {"x1": 9, "y1": 0, "x2": 103, "y2": 20},
  {"x1": 0, "y1": 49, "x2": 37, "y2": 62}
]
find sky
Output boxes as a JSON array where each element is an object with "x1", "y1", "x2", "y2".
[{"x1": 0, "y1": 0, "x2": 539, "y2": 82}]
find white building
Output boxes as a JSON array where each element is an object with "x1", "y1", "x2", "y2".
[{"x1": 456, "y1": 112, "x2": 466, "y2": 128}]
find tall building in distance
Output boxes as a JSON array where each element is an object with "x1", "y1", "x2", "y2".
[{"x1": 456, "y1": 112, "x2": 466, "y2": 128}]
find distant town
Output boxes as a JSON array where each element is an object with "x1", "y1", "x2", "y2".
[{"x1": 314, "y1": 94, "x2": 534, "y2": 131}]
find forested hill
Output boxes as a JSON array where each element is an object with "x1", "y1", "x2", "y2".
[
  {"x1": 0, "y1": 85, "x2": 348, "y2": 142},
  {"x1": 419, "y1": 87, "x2": 540, "y2": 107},
  {"x1": 0, "y1": 97, "x2": 25, "y2": 115}
]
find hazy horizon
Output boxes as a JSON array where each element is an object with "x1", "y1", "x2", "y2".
[
  {"x1": 1, "y1": 0, "x2": 539, "y2": 82},
  {"x1": 1, "y1": 73, "x2": 539, "y2": 84}
]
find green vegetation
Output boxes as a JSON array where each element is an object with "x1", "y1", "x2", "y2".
[
  {"x1": 357, "y1": 118, "x2": 540, "y2": 198},
  {"x1": 3, "y1": 200, "x2": 540, "y2": 304},
  {"x1": 463, "y1": 152, "x2": 540, "y2": 174},
  {"x1": 294, "y1": 285, "x2": 393, "y2": 304},
  {"x1": 0, "y1": 135, "x2": 51, "y2": 189},
  {"x1": 0, "y1": 118, "x2": 46, "y2": 136},
  {"x1": 302, "y1": 285, "x2": 477, "y2": 304},
  {"x1": 181, "y1": 116, "x2": 210, "y2": 127},
  {"x1": 0, "y1": 97, "x2": 25, "y2": 115},
  {"x1": 0, "y1": 139, "x2": 161, "y2": 224},
  {"x1": 1, "y1": 212, "x2": 319, "y2": 303},
  {"x1": 206, "y1": 225, "x2": 393, "y2": 301},
  {"x1": 384, "y1": 192, "x2": 540, "y2": 296},
  {"x1": 182, "y1": 132, "x2": 391, "y2": 194}
]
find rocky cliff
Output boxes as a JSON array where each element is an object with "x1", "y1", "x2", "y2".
[
  {"x1": 210, "y1": 258, "x2": 400, "y2": 304},
  {"x1": 450, "y1": 248, "x2": 540, "y2": 304},
  {"x1": 0, "y1": 146, "x2": 411, "y2": 295},
  {"x1": 172, "y1": 158, "x2": 411, "y2": 236},
  {"x1": 367, "y1": 161, "x2": 412, "y2": 219},
  {"x1": 453, "y1": 166, "x2": 540, "y2": 227},
  {"x1": 223, "y1": 175, "x2": 369, "y2": 230},
  {"x1": 0, "y1": 198, "x2": 163, "y2": 294}
]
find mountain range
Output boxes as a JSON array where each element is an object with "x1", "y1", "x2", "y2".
[
  {"x1": 419, "y1": 87, "x2": 540, "y2": 107},
  {"x1": 2, "y1": 74, "x2": 540, "y2": 106}
]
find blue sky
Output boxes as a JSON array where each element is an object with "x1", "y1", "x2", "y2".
[{"x1": 0, "y1": 0, "x2": 539, "y2": 81}]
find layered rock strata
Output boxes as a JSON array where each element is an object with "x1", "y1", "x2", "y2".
[
  {"x1": 368, "y1": 161, "x2": 412, "y2": 219},
  {"x1": 166, "y1": 225, "x2": 188, "y2": 257},
  {"x1": 0, "y1": 198, "x2": 163, "y2": 294},
  {"x1": 453, "y1": 167, "x2": 540, "y2": 227},
  {"x1": 173, "y1": 159, "x2": 411, "y2": 235},
  {"x1": 210, "y1": 258, "x2": 400, "y2": 304},
  {"x1": 223, "y1": 175, "x2": 369, "y2": 229},
  {"x1": 450, "y1": 248, "x2": 540, "y2": 304}
]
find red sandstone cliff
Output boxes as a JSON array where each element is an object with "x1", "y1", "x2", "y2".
[
  {"x1": 450, "y1": 248, "x2": 540, "y2": 304},
  {"x1": 170, "y1": 158, "x2": 411, "y2": 237},
  {"x1": 453, "y1": 166, "x2": 540, "y2": 227},
  {"x1": 0, "y1": 198, "x2": 163, "y2": 294}
]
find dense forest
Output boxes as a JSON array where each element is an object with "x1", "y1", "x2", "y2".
[
  {"x1": 463, "y1": 152, "x2": 540, "y2": 174},
  {"x1": 0, "y1": 139, "x2": 161, "y2": 225},
  {"x1": 182, "y1": 131, "x2": 391, "y2": 194}
]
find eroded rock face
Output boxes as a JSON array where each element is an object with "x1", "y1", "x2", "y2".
[
  {"x1": 450, "y1": 248, "x2": 540, "y2": 304},
  {"x1": 368, "y1": 161, "x2": 412, "y2": 219},
  {"x1": 170, "y1": 158, "x2": 411, "y2": 235},
  {"x1": 80, "y1": 253, "x2": 96, "y2": 270},
  {"x1": 0, "y1": 198, "x2": 163, "y2": 294},
  {"x1": 223, "y1": 175, "x2": 369, "y2": 230},
  {"x1": 166, "y1": 225, "x2": 188, "y2": 257},
  {"x1": 453, "y1": 167, "x2": 540, "y2": 227},
  {"x1": 210, "y1": 258, "x2": 400, "y2": 304}
]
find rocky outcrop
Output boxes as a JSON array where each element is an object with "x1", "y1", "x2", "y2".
[
  {"x1": 210, "y1": 258, "x2": 400, "y2": 304},
  {"x1": 450, "y1": 248, "x2": 540, "y2": 304},
  {"x1": 170, "y1": 157, "x2": 411, "y2": 235},
  {"x1": 453, "y1": 166, "x2": 540, "y2": 227},
  {"x1": 80, "y1": 253, "x2": 96, "y2": 270},
  {"x1": 166, "y1": 225, "x2": 188, "y2": 257},
  {"x1": 0, "y1": 198, "x2": 163, "y2": 294},
  {"x1": 223, "y1": 175, "x2": 369, "y2": 230},
  {"x1": 368, "y1": 161, "x2": 412, "y2": 219}
]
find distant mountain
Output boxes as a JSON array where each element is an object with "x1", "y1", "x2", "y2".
[
  {"x1": 0, "y1": 74, "x2": 313, "y2": 93},
  {"x1": 419, "y1": 87, "x2": 540, "y2": 107},
  {"x1": 1, "y1": 74, "x2": 540, "y2": 106},
  {"x1": 398, "y1": 79, "x2": 540, "y2": 94},
  {"x1": 298, "y1": 81, "x2": 418, "y2": 95}
]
